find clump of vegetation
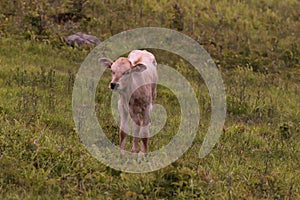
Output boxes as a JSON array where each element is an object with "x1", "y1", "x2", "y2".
[
  {"x1": 1, "y1": 0, "x2": 299, "y2": 71},
  {"x1": 0, "y1": 0, "x2": 299, "y2": 199}
]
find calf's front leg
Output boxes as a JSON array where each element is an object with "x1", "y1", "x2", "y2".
[
  {"x1": 118, "y1": 100, "x2": 129, "y2": 153},
  {"x1": 140, "y1": 127, "x2": 149, "y2": 153}
]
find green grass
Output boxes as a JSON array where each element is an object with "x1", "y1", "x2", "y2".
[
  {"x1": 0, "y1": 0, "x2": 300, "y2": 199},
  {"x1": 1, "y1": 36, "x2": 299, "y2": 200}
]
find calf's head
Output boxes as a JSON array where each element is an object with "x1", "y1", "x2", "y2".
[{"x1": 99, "y1": 57, "x2": 147, "y2": 91}]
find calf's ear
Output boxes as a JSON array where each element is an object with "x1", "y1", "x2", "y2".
[
  {"x1": 132, "y1": 64, "x2": 147, "y2": 73},
  {"x1": 98, "y1": 58, "x2": 113, "y2": 68}
]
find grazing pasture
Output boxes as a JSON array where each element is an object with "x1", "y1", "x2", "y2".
[{"x1": 0, "y1": 0, "x2": 299, "y2": 199}]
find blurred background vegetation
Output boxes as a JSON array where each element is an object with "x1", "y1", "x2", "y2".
[
  {"x1": 1, "y1": 0, "x2": 299, "y2": 71},
  {"x1": 0, "y1": 0, "x2": 299, "y2": 199}
]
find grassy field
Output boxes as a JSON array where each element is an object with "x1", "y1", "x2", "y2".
[{"x1": 1, "y1": 0, "x2": 300, "y2": 199}]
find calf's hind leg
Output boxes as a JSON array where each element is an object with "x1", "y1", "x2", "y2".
[
  {"x1": 140, "y1": 108, "x2": 151, "y2": 153},
  {"x1": 131, "y1": 120, "x2": 140, "y2": 153}
]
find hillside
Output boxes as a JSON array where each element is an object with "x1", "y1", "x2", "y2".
[{"x1": 0, "y1": 0, "x2": 299, "y2": 199}]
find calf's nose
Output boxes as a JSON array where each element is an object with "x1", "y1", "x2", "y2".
[{"x1": 110, "y1": 82, "x2": 117, "y2": 90}]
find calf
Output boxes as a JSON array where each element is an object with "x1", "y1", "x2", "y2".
[{"x1": 99, "y1": 50, "x2": 158, "y2": 153}]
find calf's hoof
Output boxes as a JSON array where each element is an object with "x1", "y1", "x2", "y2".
[{"x1": 131, "y1": 148, "x2": 139, "y2": 153}]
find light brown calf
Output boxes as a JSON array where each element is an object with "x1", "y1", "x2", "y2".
[{"x1": 99, "y1": 50, "x2": 158, "y2": 153}]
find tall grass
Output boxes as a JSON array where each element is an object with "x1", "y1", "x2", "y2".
[{"x1": 0, "y1": 0, "x2": 299, "y2": 199}]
